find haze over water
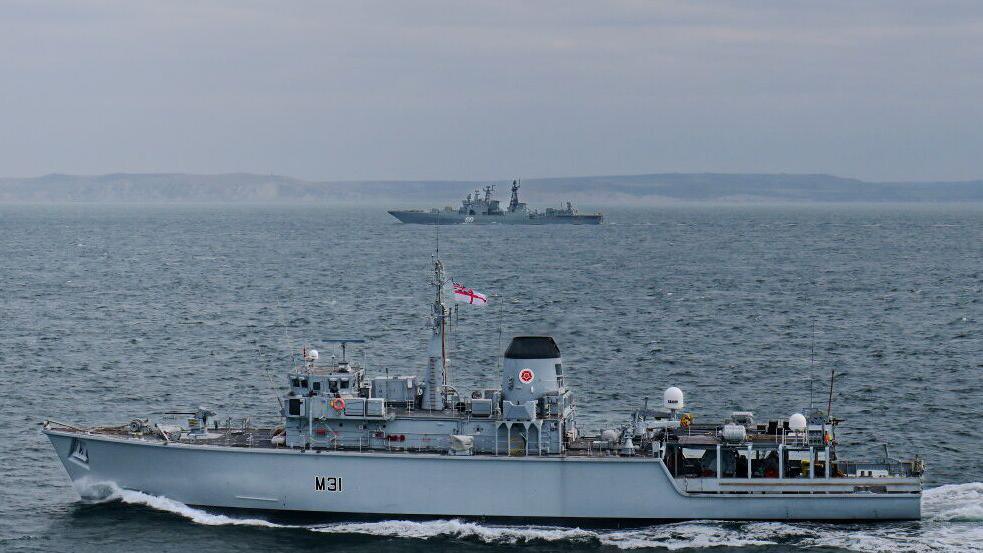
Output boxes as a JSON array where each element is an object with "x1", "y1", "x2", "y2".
[{"x1": 1, "y1": 204, "x2": 980, "y2": 552}]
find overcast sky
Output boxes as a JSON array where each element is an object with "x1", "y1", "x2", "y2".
[{"x1": 2, "y1": 1, "x2": 982, "y2": 181}]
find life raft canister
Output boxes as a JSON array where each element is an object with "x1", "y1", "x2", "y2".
[{"x1": 330, "y1": 398, "x2": 346, "y2": 411}]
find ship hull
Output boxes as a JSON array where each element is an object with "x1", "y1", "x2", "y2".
[
  {"x1": 388, "y1": 210, "x2": 603, "y2": 225},
  {"x1": 46, "y1": 430, "x2": 921, "y2": 521}
]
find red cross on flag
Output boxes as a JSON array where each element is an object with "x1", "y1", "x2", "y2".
[{"x1": 452, "y1": 283, "x2": 488, "y2": 306}]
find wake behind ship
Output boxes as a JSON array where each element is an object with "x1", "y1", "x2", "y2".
[
  {"x1": 388, "y1": 180, "x2": 603, "y2": 225},
  {"x1": 43, "y1": 252, "x2": 923, "y2": 522}
]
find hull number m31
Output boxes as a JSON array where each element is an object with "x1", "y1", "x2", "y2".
[{"x1": 314, "y1": 476, "x2": 343, "y2": 492}]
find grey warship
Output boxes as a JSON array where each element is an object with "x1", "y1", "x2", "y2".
[
  {"x1": 44, "y1": 256, "x2": 923, "y2": 521},
  {"x1": 388, "y1": 180, "x2": 603, "y2": 225}
]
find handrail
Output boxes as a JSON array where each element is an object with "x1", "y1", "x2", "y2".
[{"x1": 43, "y1": 420, "x2": 87, "y2": 432}]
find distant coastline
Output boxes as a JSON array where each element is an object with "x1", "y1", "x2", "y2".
[{"x1": 1, "y1": 172, "x2": 981, "y2": 205}]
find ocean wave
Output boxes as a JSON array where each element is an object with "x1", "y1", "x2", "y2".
[{"x1": 74, "y1": 481, "x2": 983, "y2": 551}]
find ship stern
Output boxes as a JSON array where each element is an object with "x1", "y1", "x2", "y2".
[{"x1": 388, "y1": 210, "x2": 462, "y2": 224}]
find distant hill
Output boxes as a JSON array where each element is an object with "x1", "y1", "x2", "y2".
[{"x1": 1, "y1": 172, "x2": 981, "y2": 205}]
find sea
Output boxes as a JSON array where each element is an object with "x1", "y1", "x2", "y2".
[{"x1": 1, "y1": 204, "x2": 980, "y2": 552}]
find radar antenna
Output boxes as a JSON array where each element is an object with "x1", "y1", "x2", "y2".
[{"x1": 322, "y1": 339, "x2": 366, "y2": 362}]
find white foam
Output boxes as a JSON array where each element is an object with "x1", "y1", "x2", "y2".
[
  {"x1": 800, "y1": 525, "x2": 983, "y2": 553},
  {"x1": 310, "y1": 519, "x2": 596, "y2": 544},
  {"x1": 924, "y1": 482, "x2": 983, "y2": 522},
  {"x1": 598, "y1": 522, "x2": 783, "y2": 550},
  {"x1": 72, "y1": 480, "x2": 983, "y2": 552},
  {"x1": 76, "y1": 480, "x2": 285, "y2": 528},
  {"x1": 117, "y1": 489, "x2": 283, "y2": 527}
]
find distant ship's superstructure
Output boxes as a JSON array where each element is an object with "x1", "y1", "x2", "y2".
[
  {"x1": 44, "y1": 255, "x2": 922, "y2": 521},
  {"x1": 388, "y1": 180, "x2": 603, "y2": 225}
]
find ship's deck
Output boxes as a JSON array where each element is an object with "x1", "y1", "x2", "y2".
[
  {"x1": 53, "y1": 418, "x2": 830, "y2": 452},
  {"x1": 67, "y1": 424, "x2": 617, "y2": 457},
  {"x1": 53, "y1": 422, "x2": 842, "y2": 458}
]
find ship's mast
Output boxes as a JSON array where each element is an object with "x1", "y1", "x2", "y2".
[
  {"x1": 508, "y1": 179, "x2": 521, "y2": 212},
  {"x1": 422, "y1": 253, "x2": 449, "y2": 411}
]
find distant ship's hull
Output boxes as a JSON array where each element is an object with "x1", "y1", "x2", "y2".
[
  {"x1": 388, "y1": 210, "x2": 603, "y2": 225},
  {"x1": 46, "y1": 430, "x2": 921, "y2": 521}
]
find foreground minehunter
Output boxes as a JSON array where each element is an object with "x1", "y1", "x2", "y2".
[
  {"x1": 44, "y1": 256, "x2": 922, "y2": 521},
  {"x1": 388, "y1": 179, "x2": 603, "y2": 224}
]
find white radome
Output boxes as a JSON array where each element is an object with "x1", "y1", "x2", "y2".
[
  {"x1": 789, "y1": 413, "x2": 808, "y2": 432},
  {"x1": 663, "y1": 386, "x2": 684, "y2": 410},
  {"x1": 308, "y1": 349, "x2": 319, "y2": 360}
]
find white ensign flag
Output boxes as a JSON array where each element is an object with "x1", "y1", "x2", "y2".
[{"x1": 452, "y1": 283, "x2": 488, "y2": 306}]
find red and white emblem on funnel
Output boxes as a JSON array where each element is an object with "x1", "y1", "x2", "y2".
[{"x1": 518, "y1": 369, "x2": 535, "y2": 384}]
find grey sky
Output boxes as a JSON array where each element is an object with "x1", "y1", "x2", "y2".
[{"x1": 2, "y1": 1, "x2": 982, "y2": 181}]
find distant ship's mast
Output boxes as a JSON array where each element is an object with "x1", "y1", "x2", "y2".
[{"x1": 508, "y1": 179, "x2": 521, "y2": 212}]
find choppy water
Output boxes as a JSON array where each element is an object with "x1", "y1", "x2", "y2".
[{"x1": 1, "y1": 204, "x2": 980, "y2": 552}]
